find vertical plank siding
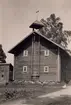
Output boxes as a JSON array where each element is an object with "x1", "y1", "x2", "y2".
[
  {"x1": 14, "y1": 34, "x2": 58, "y2": 82},
  {"x1": 0, "y1": 64, "x2": 13, "y2": 84},
  {"x1": 61, "y1": 51, "x2": 71, "y2": 82},
  {"x1": 14, "y1": 39, "x2": 32, "y2": 81},
  {"x1": 39, "y1": 37, "x2": 58, "y2": 81},
  {"x1": 57, "y1": 47, "x2": 61, "y2": 82}
]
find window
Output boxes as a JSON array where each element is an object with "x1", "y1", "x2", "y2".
[
  {"x1": 23, "y1": 66, "x2": 27, "y2": 72},
  {"x1": 23, "y1": 50, "x2": 28, "y2": 56},
  {"x1": 44, "y1": 66, "x2": 49, "y2": 73},
  {"x1": 44, "y1": 50, "x2": 49, "y2": 56}
]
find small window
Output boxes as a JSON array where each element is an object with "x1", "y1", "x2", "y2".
[
  {"x1": 23, "y1": 50, "x2": 28, "y2": 56},
  {"x1": 44, "y1": 66, "x2": 49, "y2": 73},
  {"x1": 44, "y1": 50, "x2": 49, "y2": 56},
  {"x1": 23, "y1": 66, "x2": 27, "y2": 72}
]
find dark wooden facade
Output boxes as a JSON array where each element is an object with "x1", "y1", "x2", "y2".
[
  {"x1": 8, "y1": 31, "x2": 71, "y2": 82},
  {"x1": 0, "y1": 63, "x2": 13, "y2": 84}
]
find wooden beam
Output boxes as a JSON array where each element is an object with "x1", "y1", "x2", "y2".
[
  {"x1": 38, "y1": 36, "x2": 40, "y2": 75},
  {"x1": 57, "y1": 47, "x2": 61, "y2": 82},
  {"x1": 13, "y1": 68, "x2": 14, "y2": 81},
  {"x1": 31, "y1": 36, "x2": 34, "y2": 75}
]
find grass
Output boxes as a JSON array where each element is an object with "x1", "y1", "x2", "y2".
[
  {"x1": 0, "y1": 82, "x2": 62, "y2": 104},
  {"x1": 0, "y1": 82, "x2": 71, "y2": 105}
]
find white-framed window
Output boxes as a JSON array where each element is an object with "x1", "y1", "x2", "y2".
[
  {"x1": 23, "y1": 66, "x2": 27, "y2": 72},
  {"x1": 44, "y1": 66, "x2": 49, "y2": 73},
  {"x1": 44, "y1": 50, "x2": 49, "y2": 56},
  {"x1": 23, "y1": 50, "x2": 28, "y2": 56}
]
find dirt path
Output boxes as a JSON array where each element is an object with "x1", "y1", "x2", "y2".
[{"x1": 38, "y1": 86, "x2": 71, "y2": 98}]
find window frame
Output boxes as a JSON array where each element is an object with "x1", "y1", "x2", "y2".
[
  {"x1": 23, "y1": 66, "x2": 27, "y2": 73},
  {"x1": 44, "y1": 66, "x2": 49, "y2": 73},
  {"x1": 44, "y1": 50, "x2": 49, "y2": 56},
  {"x1": 23, "y1": 50, "x2": 28, "y2": 56}
]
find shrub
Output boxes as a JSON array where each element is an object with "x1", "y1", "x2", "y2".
[{"x1": 4, "y1": 89, "x2": 17, "y2": 99}]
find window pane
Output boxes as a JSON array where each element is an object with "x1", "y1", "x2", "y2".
[
  {"x1": 44, "y1": 66, "x2": 49, "y2": 72},
  {"x1": 44, "y1": 50, "x2": 49, "y2": 56},
  {"x1": 23, "y1": 66, "x2": 27, "y2": 72},
  {"x1": 23, "y1": 50, "x2": 28, "y2": 56},
  {"x1": 24, "y1": 67, "x2": 26, "y2": 71}
]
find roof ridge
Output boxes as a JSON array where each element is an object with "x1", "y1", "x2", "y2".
[{"x1": 8, "y1": 30, "x2": 70, "y2": 56}]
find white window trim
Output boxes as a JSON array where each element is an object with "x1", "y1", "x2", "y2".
[
  {"x1": 23, "y1": 66, "x2": 27, "y2": 72},
  {"x1": 44, "y1": 50, "x2": 49, "y2": 56},
  {"x1": 23, "y1": 50, "x2": 28, "y2": 56},
  {"x1": 44, "y1": 66, "x2": 49, "y2": 73}
]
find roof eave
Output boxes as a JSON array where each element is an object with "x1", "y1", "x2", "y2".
[
  {"x1": 8, "y1": 30, "x2": 69, "y2": 56},
  {"x1": 8, "y1": 31, "x2": 34, "y2": 54}
]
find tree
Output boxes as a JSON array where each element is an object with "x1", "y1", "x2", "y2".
[
  {"x1": 39, "y1": 13, "x2": 71, "y2": 48},
  {"x1": 0, "y1": 44, "x2": 6, "y2": 63}
]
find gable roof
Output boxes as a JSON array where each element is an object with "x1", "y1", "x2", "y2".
[{"x1": 8, "y1": 30, "x2": 70, "y2": 56}]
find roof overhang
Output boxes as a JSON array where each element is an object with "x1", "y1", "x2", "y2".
[{"x1": 8, "y1": 30, "x2": 70, "y2": 56}]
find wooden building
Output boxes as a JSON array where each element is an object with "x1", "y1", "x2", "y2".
[
  {"x1": 0, "y1": 63, "x2": 13, "y2": 84},
  {"x1": 8, "y1": 21, "x2": 71, "y2": 82}
]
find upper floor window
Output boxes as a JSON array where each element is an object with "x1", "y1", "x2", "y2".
[
  {"x1": 44, "y1": 66, "x2": 49, "y2": 73},
  {"x1": 23, "y1": 66, "x2": 27, "y2": 72},
  {"x1": 44, "y1": 50, "x2": 49, "y2": 56},
  {"x1": 23, "y1": 50, "x2": 28, "y2": 56}
]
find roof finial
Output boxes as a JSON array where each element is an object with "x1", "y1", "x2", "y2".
[
  {"x1": 29, "y1": 10, "x2": 44, "y2": 30},
  {"x1": 36, "y1": 10, "x2": 39, "y2": 20}
]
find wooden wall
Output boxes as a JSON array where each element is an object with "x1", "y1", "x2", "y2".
[
  {"x1": 14, "y1": 38, "x2": 32, "y2": 81},
  {"x1": 39, "y1": 37, "x2": 58, "y2": 82},
  {"x1": 14, "y1": 34, "x2": 58, "y2": 82},
  {"x1": 0, "y1": 63, "x2": 13, "y2": 84},
  {"x1": 61, "y1": 51, "x2": 71, "y2": 82}
]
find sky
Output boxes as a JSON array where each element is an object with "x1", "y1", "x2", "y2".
[{"x1": 0, "y1": 0, "x2": 71, "y2": 65}]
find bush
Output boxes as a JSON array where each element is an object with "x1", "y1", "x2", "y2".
[
  {"x1": 3, "y1": 88, "x2": 34, "y2": 101},
  {"x1": 4, "y1": 89, "x2": 17, "y2": 99}
]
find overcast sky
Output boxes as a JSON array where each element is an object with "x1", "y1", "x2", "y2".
[{"x1": 0, "y1": 0, "x2": 71, "y2": 65}]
